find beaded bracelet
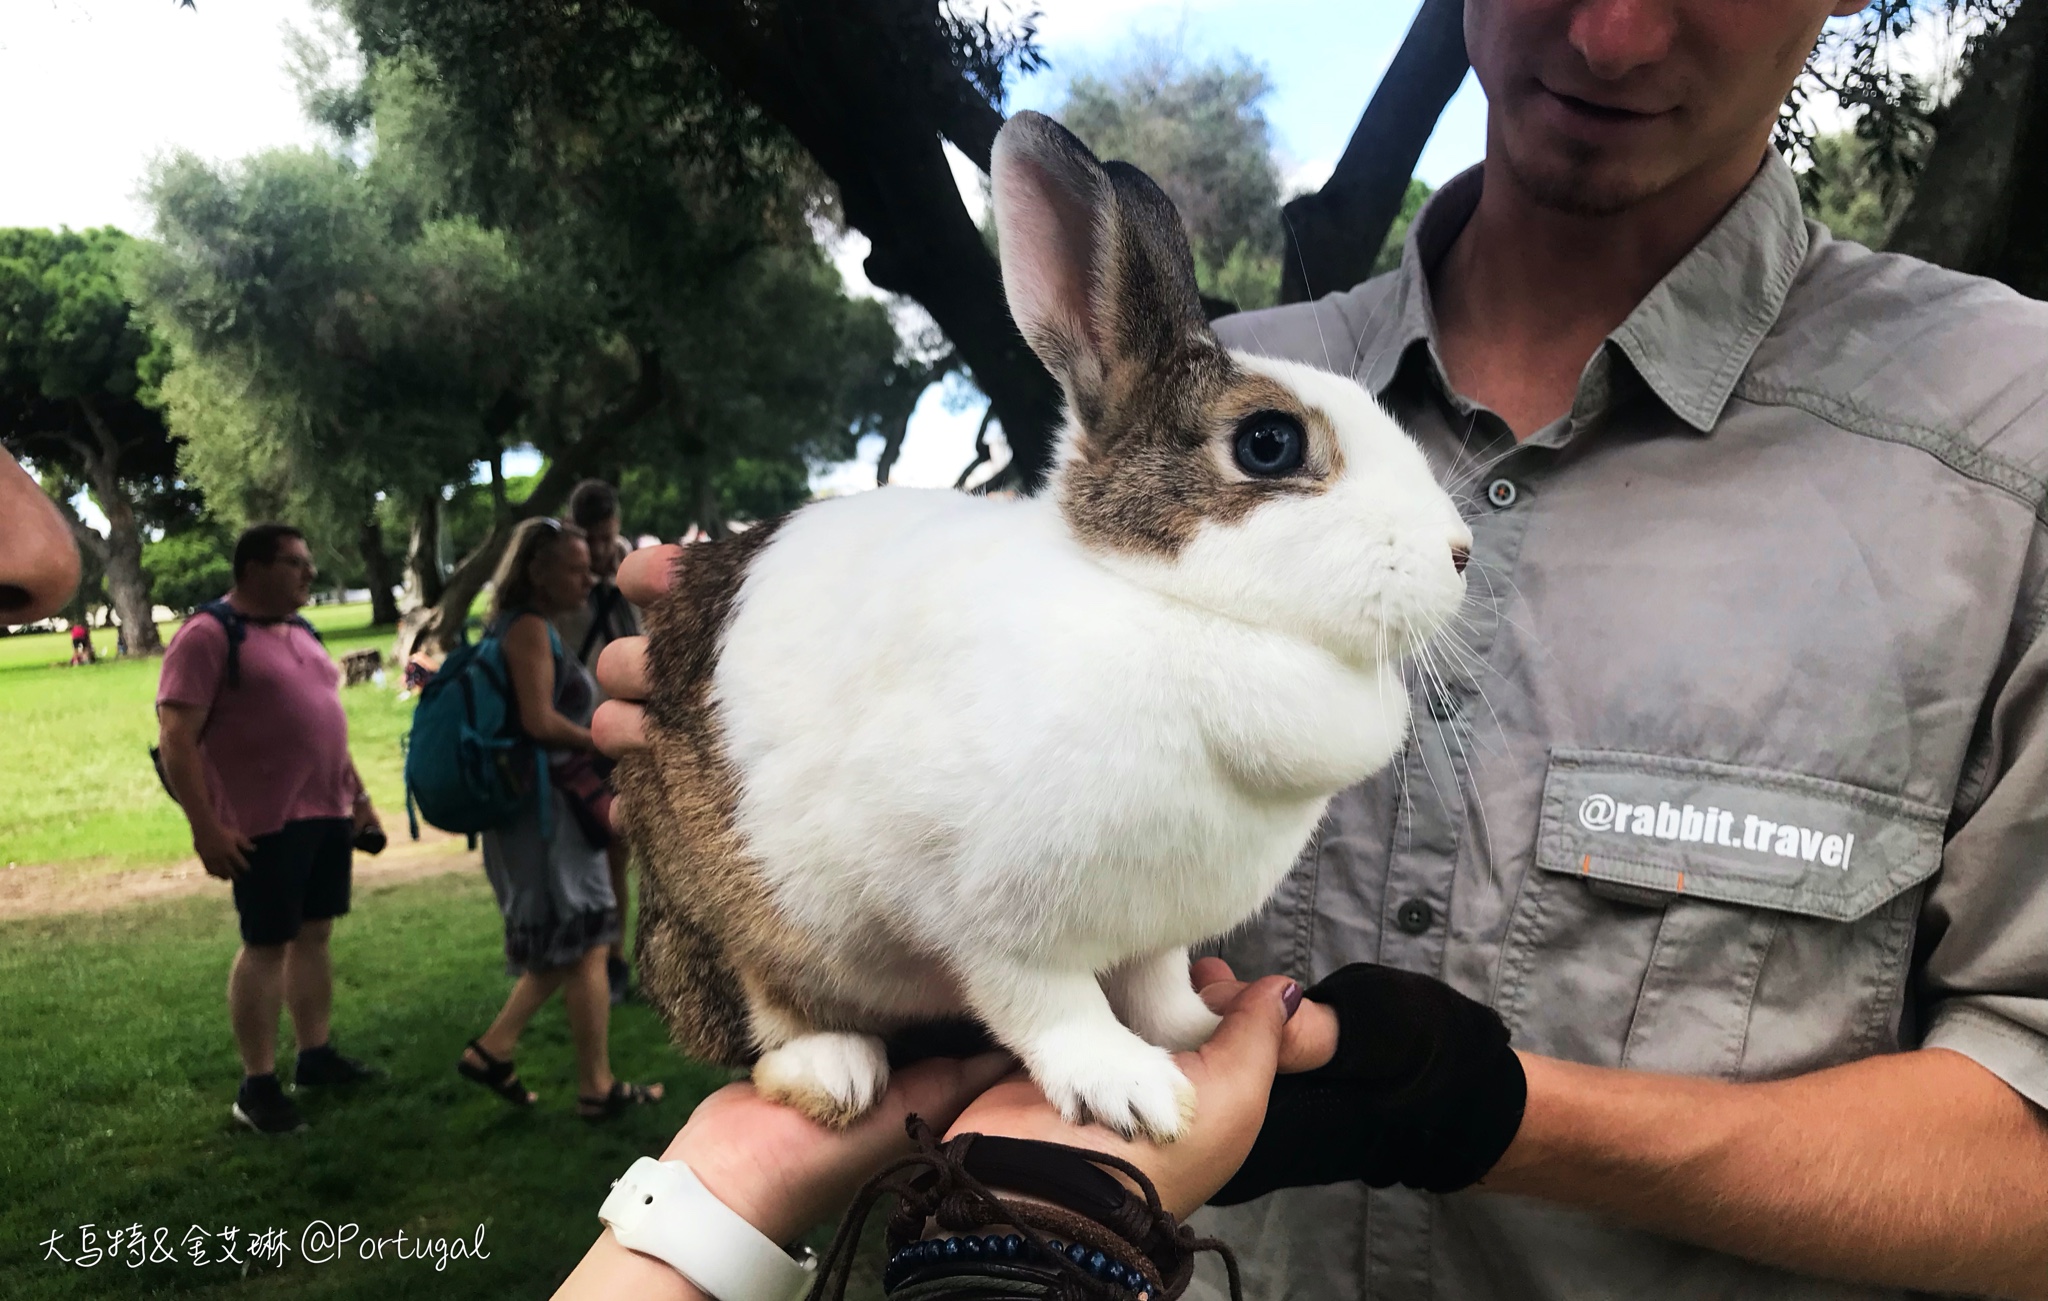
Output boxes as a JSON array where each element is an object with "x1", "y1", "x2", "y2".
[{"x1": 885, "y1": 1231, "x2": 1153, "y2": 1295}]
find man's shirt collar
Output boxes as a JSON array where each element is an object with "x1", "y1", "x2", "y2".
[{"x1": 1361, "y1": 150, "x2": 1812, "y2": 436}]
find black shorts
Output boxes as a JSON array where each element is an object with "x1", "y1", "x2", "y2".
[{"x1": 231, "y1": 818, "x2": 354, "y2": 946}]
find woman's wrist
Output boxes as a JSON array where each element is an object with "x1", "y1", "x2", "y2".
[{"x1": 662, "y1": 1124, "x2": 805, "y2": 1246}]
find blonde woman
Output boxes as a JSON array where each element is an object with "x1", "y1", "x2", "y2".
[{"x1": 456, "y1": 517, "x2": 663, "y2": 1119}]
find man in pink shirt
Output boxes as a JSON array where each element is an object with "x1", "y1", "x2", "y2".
[{"x1": 157, "y1": 523, "x2": 383, "y2": 1135}]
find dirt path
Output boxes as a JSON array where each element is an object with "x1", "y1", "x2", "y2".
[{"x1": 0, "y1": 832, "x2": 479, "y2": 921}]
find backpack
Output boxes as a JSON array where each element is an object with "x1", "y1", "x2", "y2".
[
  {"x1": 150, "y1": 600, "x2": 324, "y2": 798},
  {"x1": 401, "y1": 614, "x2": 560, "y2": 841}
]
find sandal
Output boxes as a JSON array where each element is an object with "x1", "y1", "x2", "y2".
[
  {"x1": 578, "y1": 1079, "x2": 664, "y2": 1121},
  {"x1": 457, "y1": 1038, "x2": 537, "y2": 1107}
]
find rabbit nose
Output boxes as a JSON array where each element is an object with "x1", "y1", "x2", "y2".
[{"x1": 1450, "y1": 543, "x2": 1471, "y2": 575}]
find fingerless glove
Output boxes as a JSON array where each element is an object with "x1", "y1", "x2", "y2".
[{"x1": 1211, "y1": 963, "x2": 1526, "y2": 1202}]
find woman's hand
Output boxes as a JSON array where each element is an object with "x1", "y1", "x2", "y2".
[
  {"x1": 554, "y1": 1052, "x2": 1012, "y2": 1300},
  {"x1": 1192, "y1": 956, "x2": 1339, "y2": 1074},
  {"x1": 671, "y1": 1053, "x2": 1014, "y2": 1244},
  {"x1": 590, "y1": 543, "x2": 676, "y2": 760},
  {"x1": 947, "y1": 975, "x2": 1302, "y2": 1219}
]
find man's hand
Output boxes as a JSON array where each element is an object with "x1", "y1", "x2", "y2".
[
  {"x1": 194, "y1": 820, "x2": 256, "y2": 880},
  {"x1": 946, "y1": 976, "x2": 1303, "y2": 1219},
  {"x1": 1201, "y1": 958, "x2": 1528, "y2": 1202}
]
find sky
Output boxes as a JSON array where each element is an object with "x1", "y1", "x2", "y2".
[{"x1": 0, "y1": 0, "x2": 1491, "y2": 502}]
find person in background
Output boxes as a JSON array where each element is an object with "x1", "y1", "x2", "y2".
[
  {"x1": 553, "y1": 479, "x2": 642, "y2": 1004},
  {"x1": 457, "y1": 516, "x2": 663, "y2": 1120},
  {"x1": 156, "y1": 523, "x2": 381, "y2": 1136},
  {"x1": 68, "y1": 621, "x2": 95, "y2": 665},
  {"x1": 0, "y1": 446, "x2": 81, "y2": 626}
]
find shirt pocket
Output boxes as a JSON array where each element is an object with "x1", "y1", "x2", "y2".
[{"x1": 1493, "y1": 748, "x2": 1946, "y2": 1080}]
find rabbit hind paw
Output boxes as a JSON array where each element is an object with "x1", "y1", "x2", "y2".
[{"x1": 752, "y1": 1031, "x2": 891, "y2": 1129}]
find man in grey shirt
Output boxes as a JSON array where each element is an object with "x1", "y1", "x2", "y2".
[
  {"x1": 584, "y1": 0, "x2": 2048, "y2": 1294},
  {"x1": 1187, "y1": 0, "x2": 2048, "y2": 1297}
]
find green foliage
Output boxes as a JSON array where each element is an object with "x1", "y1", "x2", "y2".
[
  {"x1": 0, "y1": 228, "x2": 168, "y2": 404},
  {"x1": 130, "y1": 11, "x2": 902, "y2": 560},
  {"x1": 140, "y1": 524, "x2": 233, "y2": 615},
  {"x1": 133, "y1": 144, "x2": 539, "y2": 517},
  {"x1": 1371, "y1": 177, "x2": 1434, "y2": 278},
  {"x1": 1800, "y1": 131, "x2": 1916, "y2": 248},
  {"x1": 0, "y1": 228, "x2": 180, "y2": 495},
  {"x1": 1062, "y1": 50, "x2": 1284, "y2": 271},
  {"x1": 439, "y1": 472, "x2": 539, "y2": 562},
  {"x1": 1197, "y1": 241, "x2": 1283, "y2": 313}
]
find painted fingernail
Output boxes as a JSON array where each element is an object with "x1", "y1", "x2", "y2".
[{"x1": 1281, "y1": 982, "x2": 1303, "y2": 1019}]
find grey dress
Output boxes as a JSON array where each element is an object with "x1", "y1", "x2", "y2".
[{"x1": 480, "y1": 612, "x2": 619, "y2": 975}]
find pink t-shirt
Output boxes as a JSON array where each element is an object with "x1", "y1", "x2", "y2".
[{"x1": 156, "y1": 611, "x2": 359, "y2": 839}]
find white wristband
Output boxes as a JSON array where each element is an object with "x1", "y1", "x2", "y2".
[{"x1": 598, "y1": 1156, "x2": 817, "y2": 1301}]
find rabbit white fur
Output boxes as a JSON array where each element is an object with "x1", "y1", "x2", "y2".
[{"x1": 619, "y1": 111, "x2": 1469, "y2": 1141}]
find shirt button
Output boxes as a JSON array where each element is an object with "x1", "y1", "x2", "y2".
[
  {"x1": 1395, "y1": 899, "x2": 1435, "y2": 935},
  {"x1": 1427, "y1": 684, "x2": 1460, "y2": 720},
  {"x1": 1486, "y1": 478, "x2": 1519, "y2": 509}
]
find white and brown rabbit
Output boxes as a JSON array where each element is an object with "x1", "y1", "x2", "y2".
[{"x1": 616, "y1": 110, "x2": 1471, "y2": 1142}]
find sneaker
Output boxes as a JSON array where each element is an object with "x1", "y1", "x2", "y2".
[
  {"x1": 232, "y1": 1075, "x2": 307, "y2": 1135},
  {"x1": 293, "y1": 1044, "x2": 380, "y2": 1087},
  {"x1": 607, "y1": 955, "x2": 631, "y2": 1006}
]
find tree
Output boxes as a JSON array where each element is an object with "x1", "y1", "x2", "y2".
[
  {"x1": 1063, "y1": 52, "x2": 1284, "y2": 310},
  {"x1": 139, "y1": 16, "x2": 901, "y2": 648},
  {"x1": 141, "y1": 520, "x2": 233, "y2": 615},
  {"x1": 0, "y1": 228, "x2": 179, "y2": 654},
  {"x1": 1886, "y1": 0, "x2": 2046, "y2": 298},
  {"x1": 333, "y1": 0, "x2": 1067, "y2": 489}
]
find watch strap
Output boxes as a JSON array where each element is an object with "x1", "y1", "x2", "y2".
[{"x1": 599, "y1": 1156, "x2": 816, "y2": 1301}]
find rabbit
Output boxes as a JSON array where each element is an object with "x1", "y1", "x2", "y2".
[{"x1": 614, "y1": 109, "x2": 1472, "y2": 1143}]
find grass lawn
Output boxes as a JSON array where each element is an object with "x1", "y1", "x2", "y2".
[
  {"x1": 0, "y1": 604, "x2": 413, "y2": 872},
  {"x1": 0, "y1": 870, "x2": 740, "y2": 1298}
]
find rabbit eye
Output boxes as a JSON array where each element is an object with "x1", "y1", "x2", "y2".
[{"x1": 1233, "y1": 412, "x2": 1306, "y2": 478}]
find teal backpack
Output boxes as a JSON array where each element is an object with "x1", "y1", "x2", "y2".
[{"x1": 402, "y1": 615, "x2": 560, "y2": 840}]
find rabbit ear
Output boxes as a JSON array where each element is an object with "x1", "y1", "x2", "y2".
[{"x1": 992, "y1": 111, "x2": 1211, "y2": 403}]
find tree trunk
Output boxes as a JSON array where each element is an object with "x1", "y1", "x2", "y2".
[
  {"x1": 1280, "y1": 0, "x2": 1470, "y2": 304},
  {"x1": 694, "y1": 475, "x2": 729, "y2": 540},
  {"x1": 72, "y1": 399, "x2": 163, "y2": 655},
  {"x1": 407, "y1": 355, "x2": 664, "y2": 654},
  {"x1": 404, "y1": 491, "x2": 446, "y2": 609},
  {"x1": 357, "y1": 511, "x2": 403, "y2": 626},
  {"x1": 1886, "y1": 0, "x2": 2048, "y2": 299},
  {"x1": 631, "y1": 1, "x2": 1068, "y2": 490}
]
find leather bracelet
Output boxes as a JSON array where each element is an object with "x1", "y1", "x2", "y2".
[{"x1": 808, "y1": 1119, "x2": 1243, "y2": 1301}]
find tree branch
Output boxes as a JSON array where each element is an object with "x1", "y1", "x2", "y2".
[
  {"x1": 628, "y1": 0, "x2": 1067, "y2": 489},
  {"x1": 1280, "y1": 0, "x2": 1469, "y2": 303}
]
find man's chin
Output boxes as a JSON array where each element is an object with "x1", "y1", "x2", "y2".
[{"x1": 1500, "y1": 144, "x2": 1669, "y2": 218}]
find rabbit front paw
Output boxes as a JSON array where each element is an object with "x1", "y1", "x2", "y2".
[
  {"x1": 1121, "y1": 981, "x2": 1224, "y2": 1052},
  {"x1": 752, "y1": 1031, "x2": 891, "y2": 1128},
  {"x1": 1031, "y1": 1024, "x2": 1197, "y2": 1142},
  {"x1": 1106, "y1": 949, "x2": 1224, "y2": 1052}
]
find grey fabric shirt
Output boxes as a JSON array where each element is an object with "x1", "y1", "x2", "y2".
[{"x1": 1188, "y1": 152, "x2": 2048, "y2": 1300}]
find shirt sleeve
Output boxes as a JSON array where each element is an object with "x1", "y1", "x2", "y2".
[
  {"x1": 155, "y1": 618, "x2": 227, "y2": 714},
  {"x1": 1919, "y1": 541, "x2": 2048, "y2": 1110}
]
